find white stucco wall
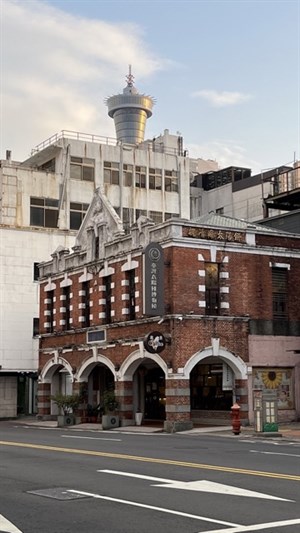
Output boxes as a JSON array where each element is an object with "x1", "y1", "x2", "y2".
[{"x1": 0, "y1": 227, "x2": 76, "y2": 372}]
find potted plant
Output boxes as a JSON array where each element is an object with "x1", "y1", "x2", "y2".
[
  {"x1": 86, "y1": 403, "x2": 101, "y2": 423},
  {"x1": 101, "y1": 389, "x2": 119, "y2": 430},
  {"x1": 51, "y1": 393, "x2": 80, "y2": 427}
]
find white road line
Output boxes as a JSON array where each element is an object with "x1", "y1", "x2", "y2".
[
  {"x1": 250, "y1": 449, "x2": 300, "y2": 458},
  {"x1": 67, "y1": 489, "x2": 240, "y2": 527},
  {"x1": 99, "y1": 469, "x2": 172, "y2": 483},
  {"x1": 61, "y1": 435, "x2": 121, "y2": 442},
  {"x1": 98, "y1": 470, "x2": 293, "y2": 501},
  {"x1": 202, "y1": 517, "x2": 300, "y2": 533},
  {"x1": 0, "y1": 514, "x2": 23, "y2": 533}
]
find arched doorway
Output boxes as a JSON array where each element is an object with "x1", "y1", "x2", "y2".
[
  {"x1": 121, "y1": 350, "x2": 168, "y2": 423},
  {"x1": 184, "y1": 345, "x2": 248, "y2": 425},
  {"x1": 190, "y1": 358, "x2": 233, "y2": 412}
]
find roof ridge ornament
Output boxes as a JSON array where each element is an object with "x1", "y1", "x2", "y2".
[{"x1": 126, "y1": 64, "x2": 134, "y2": 87}]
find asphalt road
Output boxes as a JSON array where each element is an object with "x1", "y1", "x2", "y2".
[{"x1": 0, "y1": 421, "x2": 300, "y2": 533}]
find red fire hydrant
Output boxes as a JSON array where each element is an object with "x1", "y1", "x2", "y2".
[{"x1": 231, "y1": 402, "x2": 241, "y2": 435}]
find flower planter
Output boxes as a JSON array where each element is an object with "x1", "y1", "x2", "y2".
[
  {"x1": 102, "y1": 414, "x2": 119, "y2": 430},
  {"x1": 57, "y1": 414, "x2": 75, "y2": 427},
  {"x1": 135, "y1": 412, "x2": 143, "y2": 426}
]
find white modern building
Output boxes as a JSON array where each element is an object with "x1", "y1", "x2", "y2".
[{"x1": 0, "y1": 73, "x2": 218, "y2": 418}]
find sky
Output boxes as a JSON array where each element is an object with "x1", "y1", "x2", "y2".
[{"x1": 1, "y1": 0, "x2": 299, "y2": 173}]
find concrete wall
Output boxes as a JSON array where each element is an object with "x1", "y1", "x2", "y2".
[{"x1": 0, "y1": 376, "x2": 17, "y2": 418}]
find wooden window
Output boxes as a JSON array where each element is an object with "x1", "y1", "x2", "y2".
[
  {"x1": 104, "y1": 276, "x2": 112, "y2": 324},
  {"x1": 205, "y1": 263, "x2": 220, "y2": 315},
  {"x1": 128, "y1": 270, "x2": 136, "y2": 321},
  {"x1": 47, "y1": 290, "x2": 54, "y2": 333},
  {"x1": 272, "y1": 267, "x2": 288, "y2": 319},
  {"x1": 82, "y1": 281, "x2": 90, "y2": 327},
  {"x1": 63, "y1": 286, "x2": 71, "y2": 330}
]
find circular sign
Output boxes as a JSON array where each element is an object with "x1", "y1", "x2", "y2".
[
  {"x1": 143, "y1": 331, "x2": 166, "y2": 354},
  {"x1": 148, "y1": 247, "x2": 161, "y2": 262}
]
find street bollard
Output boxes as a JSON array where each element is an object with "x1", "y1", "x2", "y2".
[{"x1": 231, "y1": 402, "x2": 241, "y2": 435}]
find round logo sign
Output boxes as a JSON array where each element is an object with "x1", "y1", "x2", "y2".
[
  {"x1": 143, "y1": 331, "x2": 166, "y2": 354},
  {"x1": 148, "y1": 247, "x2": 161, "y2": 262}
]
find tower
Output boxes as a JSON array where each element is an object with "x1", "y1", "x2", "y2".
[{"x1": 106, "y1": 66, "x2": 154, "y2": 145}]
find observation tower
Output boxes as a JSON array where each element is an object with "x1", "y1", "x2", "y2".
[{"x1": 106, "y1": 66, "x2": 154, "y2": 145}]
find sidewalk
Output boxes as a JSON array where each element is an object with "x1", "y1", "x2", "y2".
[{"x1": 9, "y1": 417, "x2": 300, "y2": 440}]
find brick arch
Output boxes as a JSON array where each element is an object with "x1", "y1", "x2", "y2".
[
  {"x1": 77, "y1": 353, "x2": 116, "y2": 382},
  {"x1": 120, "y1": 347, "x2": 168, "y2": 381},
  {"x1": 183, "y1": 346, "x2": 248, "y2": 380},
  {"x1": 39, "y1": 355, "x2": 74, "y2": 383}
]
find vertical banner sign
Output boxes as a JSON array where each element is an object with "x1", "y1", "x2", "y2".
[{"x1": 143, "y1": 242, "x2": 164, "y2": 316}]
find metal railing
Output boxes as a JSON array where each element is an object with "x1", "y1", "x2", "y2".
[
  {"x1": 31, "y1": 130, "x2": 117, "y2": 155},
  {"x1": 30, "y1": 130, "x2": 188, "y2": 158}
]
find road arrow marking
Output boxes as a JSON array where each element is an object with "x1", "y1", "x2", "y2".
[
  {"x1": 250, "y1": 449, "x2": 300, "y2": 458},
  {"x1": 99, "y1": 469, "x2": 293, "y2": 501},
  {"x1": 0, "y1": 514, "x2": 23, "y2": 533}
]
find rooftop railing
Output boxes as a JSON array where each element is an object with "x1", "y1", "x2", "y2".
[
  {"x1": 31, "y1": 130, "x2": 117, "y2": 155},
  {"x1": 30, "y1": 130, "x2": 186, "y2": 158}
]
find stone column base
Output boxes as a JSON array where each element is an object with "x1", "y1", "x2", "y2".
[{"x1": 164, "y1": 420, "x2": 193, "y2": 433}]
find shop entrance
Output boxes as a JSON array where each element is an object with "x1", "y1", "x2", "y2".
[
  {"x1": 144, "y1": 367, "x2": 165, "y2": 421},
  {"x1": 190, "y1": 361, "x2": 232, "y2": 411}
]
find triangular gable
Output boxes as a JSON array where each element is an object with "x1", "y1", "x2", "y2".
[{"x1": 75, "y1": 188, "x2": 124, "y2": 250}]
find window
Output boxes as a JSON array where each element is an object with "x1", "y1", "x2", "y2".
[
  {"x1": 272, "y1": 267, "x2": 288, "y2": 319},
  {"x1": 149, "y1": 211, "x2": 163, "y2": 224},
  {"x1": 104, "y1": 276, "x2": 112, "y2": 324},
  {"x1": 38, "y1": 158, "x2": 55, "y2": 172},
  {"x1": 216, "y1": 207, "x2": 224, "y2": 214},
  {"x1": 122, "y1": 207, "x2": 134, "y2": 233},
  {"x1": 149, "y1": 168, "x2": 162, "y2": 190},
  {"x1": 82, "y1": 281, "x2": 90, "y2": 327},
  {"x1": 33, "y1": 262, "x2": 40, "y2": 281},
  {"x1": 205, "y1": 263, "x2": 220, "y2": 315},
  {"x1": 104, "y1": 161, "x2": 119, "y2": 185},
  {"x1": 30, "y1": 197, "x2": 59, "y2": 228},
  {"x1": 123, "y1": 164, "x2": 133, "y2": 186},
  {"x1": 70, "y1": 202, "x2": 89, "y2": 230},
  {"x1": 63, "y1": 286, "x2": 71, "y2": 330},
  {"x1": 136, "y1": 209, "x2": 147, "y2": 221},
  {"x1": 128, "y1": 270, "x2": 136, "y2": 320},
  {"x1": 165, "y1": 170, "x2": 179, "y2": 192},
  {"x1": 47, "y1": 290, "x2": 54, "y2": 333},
  {"x1": 33, "y1": 318, "x2": 39, "y2": 337},
  {"x1": 70, "y1": 156, "x2": 94, "y2": 181},
  {"x1": 94, "y1": 236, "x2": 99, "y2": 260},
  {"x1": 135, "y1": 165, "x2": 146, "y2": 188},
  {"x1": 165, "y1": 212, "x2": 179, "y2": 220}
]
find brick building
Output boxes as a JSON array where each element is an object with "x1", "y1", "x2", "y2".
[{"x1": 37, "y1": 190, "x2": 300, "y2": 431}]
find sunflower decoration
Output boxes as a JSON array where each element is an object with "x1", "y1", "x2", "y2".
[{"x1": 261, "y1": 370, "x2": 282, "y2": 389}]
